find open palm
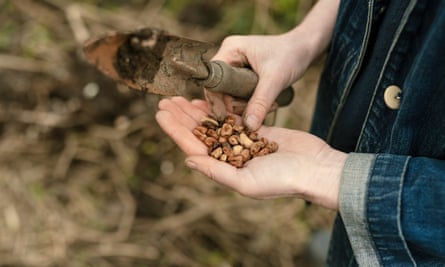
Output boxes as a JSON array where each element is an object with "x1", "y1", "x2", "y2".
[{"x1": 156, "y1": 97, "x2": 345, "y2": 209}]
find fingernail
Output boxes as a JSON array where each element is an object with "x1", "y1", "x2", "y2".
[
  {"x1": 245, "y1": 114, "x2": 259, "y2": 129},
  {"x1": 185, "y1": 159, "x2": 197, "y2": 169}
]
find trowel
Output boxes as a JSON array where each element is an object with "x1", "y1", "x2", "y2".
[{"x1": 83, "y1": 28, "x2": 294, "y2": 120}]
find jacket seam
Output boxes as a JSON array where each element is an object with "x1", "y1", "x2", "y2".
[
  {"x1": 326, "y1": 0, "x2": 375, "y2": 143},
  {"x1": 397, "y1": 156, "x2": 417, "y2": 266},
  {"x1": 355, "y1": 0, "x2": 418, "y2": 151}
]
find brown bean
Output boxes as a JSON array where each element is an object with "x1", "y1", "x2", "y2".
[
  {"x1": 192, "y1": 128, "x2": 207, "y2": 141},
  {"x1": 232, "y1": 125, "x2": 244, "y2": 133},
  {"x1": 204, "y1": 136, "x2": 218, "y2": 147},
  {"x1": 220, "y1": 154, "x2": 228, "y2": 162},
  {"x1": 210, "y1": 147, "x2": 223, "y2": 159},
  {"x1": 267, "y1": 141, "x2": 279, "y2": 153},
  {"x1": 232, "y1": 145, "x2": 243, "y2": 155},
  {"x1": 250, "y1": 141, "x2": 265, "y2": 154},
  {"x1": 240, "y1": 148, "x2": 251, "y2": 162},
  {"x1": 228, "y1": 135, "x2": 240, "y2": 145},
  {"x1": 260, "y1": 137, "x2": 268, "y2": 146},
  {"x1": 201, "y1": 117, "x2": 219, "y2": 129},
  {"x1": 248, "y1": 132, "x2": 258, "y2": 141},
  {"x1": 220, "y1": 123, "x2": 233, "y2": 137},
  {"x1": 218, "y1": 136, "x2": 228, "y2": 144},
  {"x1": 224, "y1": 115, "x2": 236, "y2": 125},
  {"x1": 207, "y1": 129, "x2": 218, "y2": 139},
  {"x1": 222, "y1": 143, "x2": 233, "y2": 157},
  {"x1": 194, "y1": 125, "x2": 207, "y2": 135},
  {"x1": 228, "y1": 155, "x2": 244, "y2": 168},
  {"x1": 193, "y1": 115, "x2": 278, "y2": 168},
  {"x1": 239, "y1": 133, "x2": 253, "y2": 148},
  {"x1": 255, "y1": 147, "x2": 270, "y2": 157}
]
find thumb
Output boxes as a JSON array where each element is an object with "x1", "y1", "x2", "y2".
[{"x1": 243, "y1": 77, "x2": 282, "y2": 130}]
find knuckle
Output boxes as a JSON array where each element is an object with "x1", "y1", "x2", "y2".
[
  {"x1": 222, "y1": 35, "x2": 243, "y2": 45},
  {"x1": 250, "y1": 97, "x2": 270, "y2": 114}
]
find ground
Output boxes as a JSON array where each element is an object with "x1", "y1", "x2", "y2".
[{"x1": 0, "y1": 1, "x2": 335, "y2": 266}]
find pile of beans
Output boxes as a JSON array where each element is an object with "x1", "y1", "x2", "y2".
[{"x1": 192, "y1": 115, "x2": 278, "y2": 168}]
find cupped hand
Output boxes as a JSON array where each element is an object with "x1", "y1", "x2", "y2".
[{"x1": 155, "y1": 97, "x2": 347, "y2": 210}]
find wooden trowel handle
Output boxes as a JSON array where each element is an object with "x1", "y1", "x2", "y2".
[{"x1": 203, "y1": 60, "x2": 294, "y2": 107}]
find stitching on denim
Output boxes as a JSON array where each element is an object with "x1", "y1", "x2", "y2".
[
  {"x1": 356, "y1": 0, "x2": 418, "y2": 152},
  {"x1": 326, "y1": 0, "x2": 375, "y2": 143},
  {"x1": 397, "y1": 156, "x2": 417, "y2": 266},
  {"x1": 364, "y1": 153, "x2": 384, "y2": 266}
]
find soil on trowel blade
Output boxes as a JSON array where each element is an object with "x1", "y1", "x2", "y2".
[{"x1": 114, "y1": 28, "x2": 173, "y2": 87}]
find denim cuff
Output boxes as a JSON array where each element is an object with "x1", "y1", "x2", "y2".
[
  {"x1": 340, "y1": 153, "x2": 416, "y2": 266},
  {"x1": 339, "y1": 153, "x2": 381, "y2": 266},
  {"x1": 366, "y1": 154, "x2": 415, "y2": 265}
]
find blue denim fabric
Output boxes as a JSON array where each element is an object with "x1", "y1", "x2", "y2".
[{"x1": 310, "y1": 0, "x2": 445, "y2": 266}]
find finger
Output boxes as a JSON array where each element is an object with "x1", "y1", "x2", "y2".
[
  {"x1": 170, "y1": 96, "x2": 208, "y2": 122},
  {"x1": 243, "y1": 78, "x2": 282, "y2": 130},
  {"x1": 158, "y1": 98, "x2": 200, "y2": 130},
  {"x1": 190, "y1": 99, "x2": 211, "y2": 113},
  {"x1": 155, "y1": 110, "x2": 207, "y2": 155}
]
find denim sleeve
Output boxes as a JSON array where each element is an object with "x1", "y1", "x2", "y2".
[
  {"x1": 402, "y1": 157, "x2": 445, "y2": 260},
  {"x1": 339, "y1": 153, "x2": 445, "y2": 266}
]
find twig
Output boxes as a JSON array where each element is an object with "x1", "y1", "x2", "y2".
[
  {"x1": 52, "y1": 136, "x2": 78, "y2": 180},
  {"x1": 16, "y1": 110, "x2": 69, "y2": 127},
  {"x1": 109, "y1": 140, "x2": 137, "y2": 176},
  {"x1": 108, "y1": 166, "x2": 137, "y2": 242},
  {"x1": 149, "y1": 197, "x2": 253, "y2": 233},
  {"x1": 4, "y1": 205, "x2": 20, "y2": 232},
  {"x1": 0, "y1": 54, "x2": 69, "y2": 81},
  {"x1": 65, "y1": 4, "x2": 90, "y2": 44},
  {"x1": 87, "y1": 242, "x2": 159, "y2": 260},
  {"x1": 0, "y1": 54, "x2": 54, "y2": 73}
]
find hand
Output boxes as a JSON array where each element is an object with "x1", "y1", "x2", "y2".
[
  {"x1": 211, "y1": 0, "x2": 340, "y2": 130},
  {"x1": 212, "y1": 30, "x2": 316, "y2": 130},
  {"x1": 155, "y1": 97, "x2": 348, "y2": 210}
]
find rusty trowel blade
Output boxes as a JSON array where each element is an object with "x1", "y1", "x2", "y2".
[
  {"x1": 83, "y1": 31, "x2": 141, "y2": 90},
  {"x1": 83, "y1": 28, "x2": 214, "y2": 97}
]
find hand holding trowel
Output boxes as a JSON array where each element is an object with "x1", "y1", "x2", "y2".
[{"x1": 83, "y1": 28, "x2": 294, "y2": 121}]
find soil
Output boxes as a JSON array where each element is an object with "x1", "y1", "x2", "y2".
[{"x1": 115, "y1": 28, "x2": 172, "y2": 85}]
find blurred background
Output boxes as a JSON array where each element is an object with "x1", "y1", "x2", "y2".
[{"x1": 0, "y1": 0, "x2": 335, "y2": 266}]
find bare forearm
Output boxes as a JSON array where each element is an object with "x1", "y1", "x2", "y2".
[{"x1": 285, "y1": 0, "x2": 340, "y2": 62}]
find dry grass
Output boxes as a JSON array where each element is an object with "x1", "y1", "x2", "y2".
[{"x1": 0, "y1": 0, "x2": 335, "y2": 266}]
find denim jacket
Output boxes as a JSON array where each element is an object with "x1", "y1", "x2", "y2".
[{"x1": 310, "y1": 0, "x2": 445, "y2": 266}]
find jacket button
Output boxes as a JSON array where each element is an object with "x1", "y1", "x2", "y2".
[{"x1": 384, "y1": 85, "x2": 402, "y2": 110}]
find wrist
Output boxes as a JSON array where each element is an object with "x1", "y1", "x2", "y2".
[{"x1": 305, "y1": 146, "x2": 348, "y2": 210}]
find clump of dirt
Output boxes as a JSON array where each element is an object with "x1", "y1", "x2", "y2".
[{"x1": 114, "y1": 28, "x2": 172, "y2": 84}]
